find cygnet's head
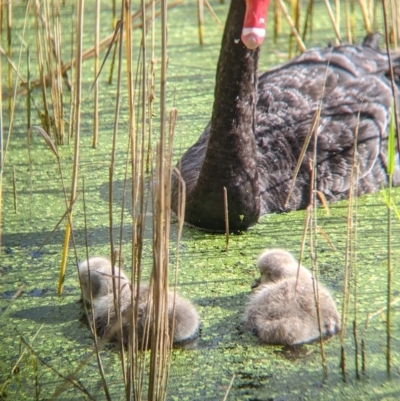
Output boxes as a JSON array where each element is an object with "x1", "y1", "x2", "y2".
[
  {"x1": 252, "y1": 249, "x2": 311, "y2": 288},
  {"x1": 78, "y1": 256, "x2": 128, "y2": 302}
]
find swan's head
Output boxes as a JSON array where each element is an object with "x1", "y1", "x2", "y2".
[
  {"x1": 241, "y1": 0, "x2": 271, "y2": 49},
  {"x1": 252, "y1": 249, "x2": 310, "y2": 287}
]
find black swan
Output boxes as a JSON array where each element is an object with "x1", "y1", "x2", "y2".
[
  {"x1": 171, "y1": 0, "x2": 400, "y2": 232},
  {"x1": 243, "y1": 249, "x2": 340, "y2": 345}
]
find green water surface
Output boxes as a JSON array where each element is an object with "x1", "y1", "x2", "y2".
[{"x1": 1, "y1": 1, "x2": 399, "y2": 400}]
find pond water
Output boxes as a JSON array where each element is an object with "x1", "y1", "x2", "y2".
[{"x1": 1, "y1": 1, "x2": 400, "y2": 400}]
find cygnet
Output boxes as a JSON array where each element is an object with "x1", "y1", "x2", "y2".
[{"x1": 244, "y1": 249, "x2": 341, "y2": 346}]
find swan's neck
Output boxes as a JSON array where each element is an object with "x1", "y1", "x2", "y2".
[{"x1": 185, "y1": 0, "x2": 261, "y2": 231}]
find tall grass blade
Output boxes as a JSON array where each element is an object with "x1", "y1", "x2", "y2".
[
  {"x1": 93, "y1": 0, "x2": 100, "y2": 148},
  {"x1": 198, "y1": 0, "x2": 204, "y2": 45},
  {"x1": 277, "y1": 0, "x2": 306, "y2": 52},
  {"x1": 58, "y1": 0, "x2": 84, "y2": 294}
]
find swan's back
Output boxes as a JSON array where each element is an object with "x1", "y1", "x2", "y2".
[
  {"x1": 256, "y1": 36, "x2": 400, "y2": 213},
  {"x1": 172, "y1": 34, "x2": 400, "y2": 231}
]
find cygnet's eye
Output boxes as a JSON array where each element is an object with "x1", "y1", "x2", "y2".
[{"x1": 261, "y1": 272, "x2": 272, "y2": 282}]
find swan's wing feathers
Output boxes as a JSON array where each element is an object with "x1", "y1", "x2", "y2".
[
  {"x1": 256, "y1": 42, "x2": 397, "y2": 212},
  {"x1": 171, "y1": 123, "x2": 210, "y2": 212},
  {"x1": 316, "y1": 74, "x2": 392, "y2": 194}
]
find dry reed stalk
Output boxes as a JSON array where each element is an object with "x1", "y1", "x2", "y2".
[
  {"x1": 36, "y1": 195, "x2": 78, "y2": 254},
  {"x1": 367, "y1": 0, "x2": 373, "y2": 24},
  {"x1": 147, "y1": 1, "x2": 173, "y2": 399},
  {"x1": 382, "y1": 12, "x2": 400, "y2": 368},
  {"x1": 285, "y1": 61, "x2": 334, "y2": 221},
  {"x1": 129, "y1": 1, "x2": 152, "y2": 397},
  {"x1": 13, "y1": 0, "x2": 183, "y2": 98},
  {"x1": 120, "y1": 1, "x2": 152, "y2": 396},
  {"x1": 163, "y1": 108, "x2": 180, "y2": 391},
  {"x1": 108, "y1": 28, "x2": 119, "y2": 84},
  {"x1": 32, "y1": 355, "x2": 39, "y2": 400},
  {"x1": 52, "y1": 1, "x2": 64, "y2": 141},
  {"x1": 357, "y1": 0, "x2": 371, "y2": 33},
  {"x1": 223, "y1": 186, "x2": 229, "y2": 251},
  {"x1": 381, "y1": 1, "x2": 398, "y2": 366},
  {"x1": 58, "y1": 0, "x2": 84, "y2": 294},
  {"x1": 343, "y1": 0, "x2": 353, "y2": 43},
  {"x1": 68, "y1": 5, "x2": 75, "y2": 143},
  {"x1": 12, "y1": 166, "x2": 17, "y2": 213},
  {"x1": 93, "y1": 0, "x2": 100, "y2": 148},
  {"x1": 334, "y1": 0, "x2": 340, "y2": 37},
  {"x1": 33, "y1": 1, "x2": 52, "y2": 137},
  {"x1": 395, "y1": 0, "x2": 400, "y2": 48},
  {"x1": 284, "y1": 106, "x2": 321, "y2": 208},
  {"x1": 14, "y1": 329, "x2": 96, "y2": 401},
  {"x1": 293, "y1": 69, "x2": 333, "y2": 373},
  {"x1": 296, "y1": 207, "x2": 311, "y2": 294},
  {"x1": 112, "y1": 0, "x2": 117, "y2": 29},
  {"x1": 288, "y1": 0, "x2": 300, "y2": 56},
  {"x1": 46, "y1": 0, "x2": 65, "y2": 144},
  {"x1": 198, "y1": 0, "x2": 204, "y2": 45},
  {"x1": 390, "y1": 0, "x2": 400, "y2": 49},
  {"x1": 277, "y1": 0, "x2": 306, "y2": 53},
  {"x1": 352, "y1": 175, "x2": 360, "y2": 380},
  {"x1": 385, "y1": 156, "x2": 394, "y2": 377},
  {"x1": 0, "y1": 47, "x2": 26, "y2": 82},
  {"x1": 33, "y1": 0, "x2": 66, "y2": 144},
  {"x1": 273, "y1": 0, "x2": 282, "y2": 43},
  {"x1": 80, "y1": 177, "x2": 111, "y2": 401},
  {"x1": 27, "y1": 125, "x2": 75, "y2": 255},
  {"x1": 149, "y1": 144, "x2": 172, "y2": 401},
  {"x1": 340, "y1": 107, "x2": 361, "y2": 381},
  {"x1": 0, "y1": 46, "x2": 2, "y2": 252},
  {"x1": 309, "y1": 132, "x2": 328, "y2": 375},
  {"x1": 26, "y1": 48, "x2": 32, "y2": 129},
  {"x1": 106, "y1": 2, "x2": 128, "y2": 389},
  {"x1": 323, "y1": 0, "x2": 341, "y2": 44},
  {"x1": 7, "y1": 0, "x2": 12, "y2": 115},
  {"x1": 204, "y1": 0, "x2": 223, "y2": 29},
  {"x1": 294, "y1": 0, "x2": 300, "y2": 36},
  {"x1": 0, "y1": 325, "x2": 43, "y2": 396},
  {"x1": 301, "y1": 0, "x2": 312, "y2": 42},
  {"x1": 222, "y1": 374, "x2": 235, "y2": 401},
  {"x1": 2, "y1": 3, "x2": 34, "y2": 227},
  {"x1": 365, "y1": 297, "x2": 400, "y2": 326},
  {"x1": 146, "y1": 0, "x2": 157, "y2": 173}
]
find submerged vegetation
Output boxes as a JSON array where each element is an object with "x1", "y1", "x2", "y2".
[{"x1": 1, "y1": 0, "x2": 400, "y2": 400}]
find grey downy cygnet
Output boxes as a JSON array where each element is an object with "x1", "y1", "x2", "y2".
[
  {"x1": 244, "y1": 249, "x2": 341, "y2": 346},
  {"x1": 92, "y1": 284, "x2": 200, "y2": 345},
  {"x1": 78, "y1": 256, "x2": 129, "y2": 303},
  {"x1": 135, "y1": 285, "x2": 200, "y2": 344},
  {"x1": 90, "y1": 280, "x2": 132, "y2": 342}
]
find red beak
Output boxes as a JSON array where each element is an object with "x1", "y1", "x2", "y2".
[{"x1": 241, "y1": 0, "x2": 270, "y2": 49}]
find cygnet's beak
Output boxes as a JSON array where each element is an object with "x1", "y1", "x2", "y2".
[{"x1": 251, "y1": 278, "x2": 261, "y2": 289}]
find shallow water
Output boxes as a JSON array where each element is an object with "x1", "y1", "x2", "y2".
[{"x1": 1, "y1": 1, "x2": 400, "y2": 400}]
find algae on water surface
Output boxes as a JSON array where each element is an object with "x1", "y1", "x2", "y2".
[{"x1": 1, "y1": 1, "x2": 400, "y2": 400}]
